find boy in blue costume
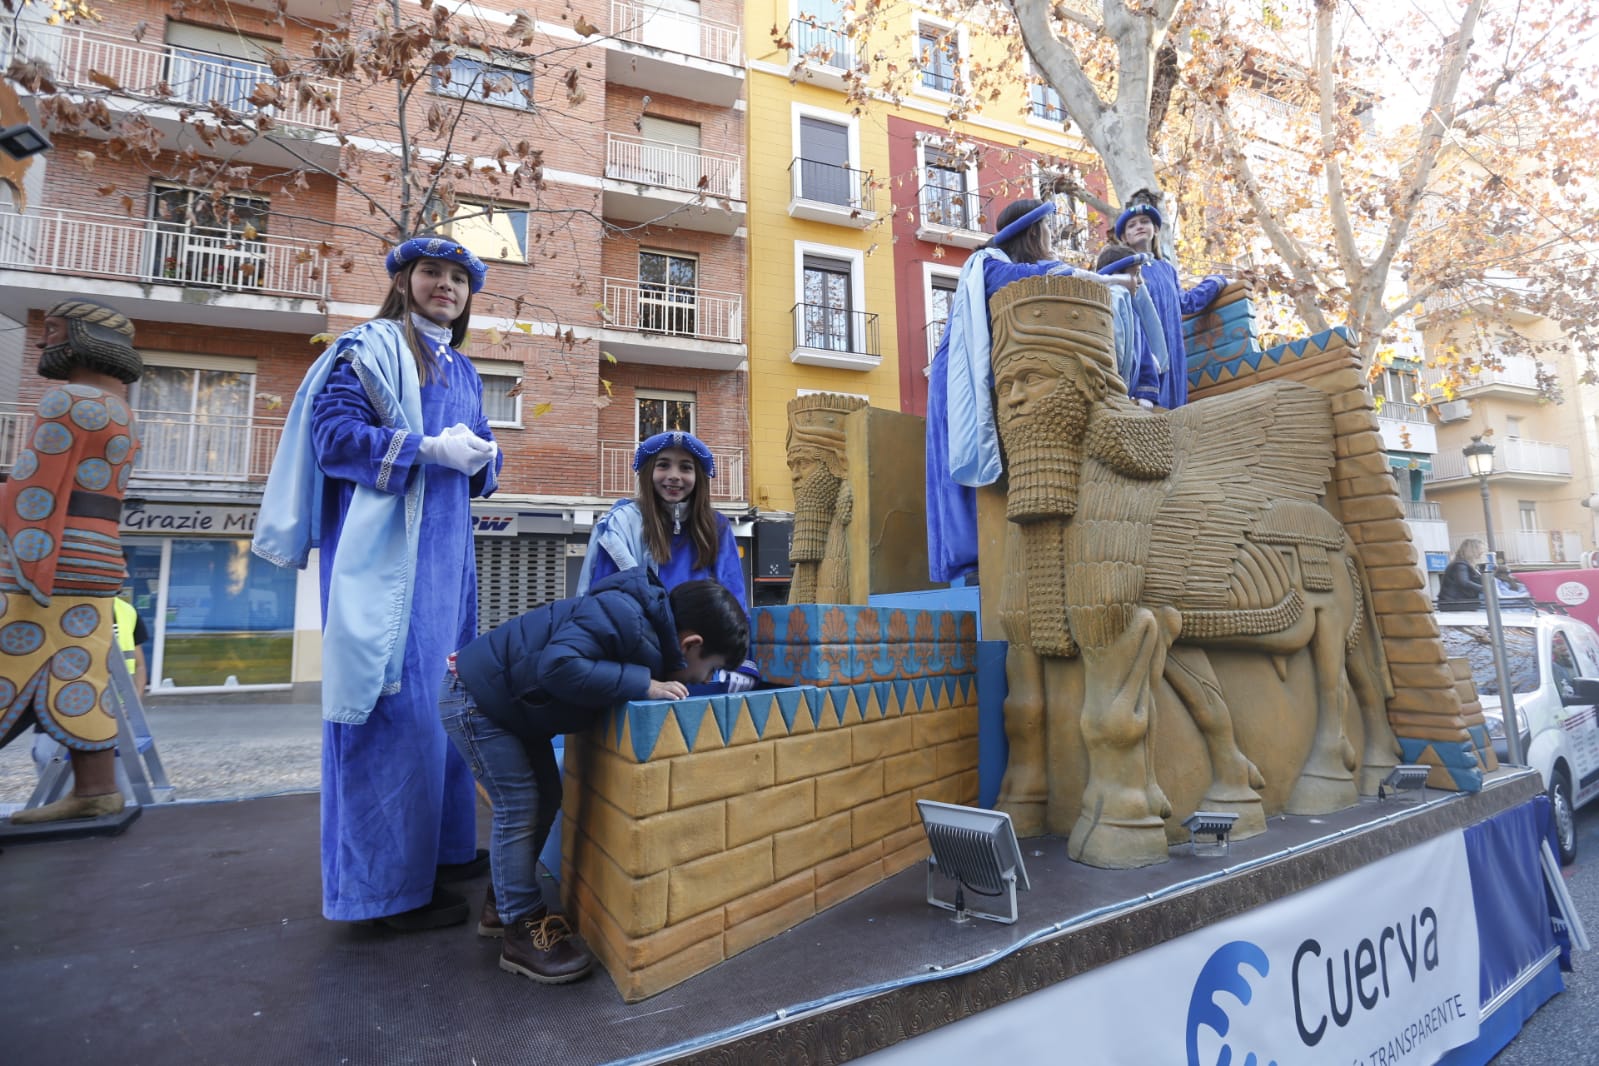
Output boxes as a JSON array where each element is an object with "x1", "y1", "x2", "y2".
[
  {"x1": 1113, "y1": 195, "x2": 1229, "y2": 410},
  {"x1": 577, "y1": 430, "x2": 760, "y2": 691},
  {"x1": 442, "y1": 569, "x2": 748, "y2": 983},
  {"x1": 254, "y1": 237, "x2": 501, "y2": 931}
]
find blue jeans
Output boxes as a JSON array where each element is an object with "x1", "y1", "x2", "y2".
[{"x1": 439, "y1": 672, "x2": 561, "y2": 923}]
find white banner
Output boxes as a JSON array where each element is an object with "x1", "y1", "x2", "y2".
[{"x1": 860, "y1": 831, "x2": 1479, "y2": 1066}]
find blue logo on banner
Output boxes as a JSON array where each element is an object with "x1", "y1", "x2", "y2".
[{"x1": 1186, "y1": 940, "x2": 1278, "y2": 1066}]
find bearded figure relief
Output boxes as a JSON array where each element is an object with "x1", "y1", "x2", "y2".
[
  {"x1": 786, "y1": 393, "x2": 867, "y2": 605},
  {"x1": 986, "y1": 274, "x2": 1399, "y2": 869}
]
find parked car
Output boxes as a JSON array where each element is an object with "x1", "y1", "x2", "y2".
[{"x1": 1438, "y1": 611, "x2": 1599, "y2": 864}]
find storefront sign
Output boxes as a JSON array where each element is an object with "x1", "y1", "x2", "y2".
[
  {"x1": 859, "y1": 832, "x2": 1479, "y2": 1066},
  {"x1": 121, "y1": 502, "x2": 257, "y2": 536}
]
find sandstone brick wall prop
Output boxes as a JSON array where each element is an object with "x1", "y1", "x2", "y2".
[
  {"x1": 561, "y1": 604, "x2": 980, "y2": 1002},
  {"x1": 1184, "y1": 284, "x2": 1496, "y2": 791}
]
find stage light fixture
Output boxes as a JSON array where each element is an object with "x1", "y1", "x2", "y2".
[
  {"x1": 0, "y1": 122, "x2": 51, "y2": 160},
  {"x1": 1379, "y1": 764, "x2": 1431, "y2": 802},
  {"x1": 916, "y1": 799, "x2": 1030, "y2": 924},
  {"x1": 1182, "y1": 811, "x2": 1240, "y2": 856}
]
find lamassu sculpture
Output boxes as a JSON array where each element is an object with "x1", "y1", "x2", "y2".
[{"x1": 986, "y1": 274, "x2": 1398, "y2": 868}]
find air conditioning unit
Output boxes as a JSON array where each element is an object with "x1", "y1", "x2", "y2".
[{"x1": 1436, "y1": 400, "x2": 1472, "y2": 423}]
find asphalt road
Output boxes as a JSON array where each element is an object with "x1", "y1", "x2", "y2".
[{"x1": 1488, "y1": 803, "x2": 1599, "y2": 1065}]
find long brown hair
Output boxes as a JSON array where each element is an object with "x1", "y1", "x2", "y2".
[
  {"x1": 636, "y1": 453, "x2": 719, "y2": 572},
  {"x1": 375, "y1": 260, "x2": 475, "y2": 383}
]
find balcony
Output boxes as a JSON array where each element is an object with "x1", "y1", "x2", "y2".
[
  {"x1": 790, "y1": 303, "x2": 881, "y2": 371},
  {"x1": 599, "y1": 440, "x2": 745, "y2": 502},
  {"x1": 0, "y1": 207, "x2": 329, "y2": 331},
  {"x1": 602, "y1": 133, "x2": 745, "y2": 235},
  {"x1": 0, "y1": 404, "x2": 282, "y2": 491},
  {"x1": 595, "y1": 277, "x2": 745, "y2": 371},
  {"x1": 1421, "y1": 354, "x2": 1542, "y2": 401},
  {"x1": 1427, "y1": 438, "x2": 1572, "y2": 485},
  {"x1": 1374, "y1": 400, "x2": 1438, "y2": 454},
  {"x1": 788, "y1": 158, "x2": 876, "y2": 227},
  {"x1": 0, "y1": 25, "x2": 341, "y2": 168},
  {"x1": 922, "y1": 319, "x2": 947, "y2": 377},
  {"x1": 915, "y1": 187, "x2": 988, "y2": 249},
  {"x1": 1402, "y1": 498, "x2": 1450, "y2": 559},
  {"x1": 1454, "y1": 529, "x2": 1585, "y2": 567},
  {"x1": 786, "y1": 18, "x2": 858, "y2": 92},
  {"x1": 606, "y1": 0, "x2": 744, "y2": 107}
]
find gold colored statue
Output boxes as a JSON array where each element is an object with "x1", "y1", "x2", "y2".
[
  {"x1": 786, "y1": 393, "x2": 867, "y2": 604},
  {"x1": 987, "y1": 274, "x2": 1398, "y2": 868}
]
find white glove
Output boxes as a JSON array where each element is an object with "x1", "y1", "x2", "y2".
[
  {"x1": 723, "y1": 670, "x2": 757, "y2": 693},
  {"x1": 418, "y1": 423, "x2": 495, "y2": 475}
]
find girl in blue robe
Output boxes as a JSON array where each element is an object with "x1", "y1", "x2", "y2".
[
  {"x1": 576, "y1": 431, "x2": 760, "y2": 691},
  {"x1": 256, "y1": 237, "x2": 502, "y2": 929}
]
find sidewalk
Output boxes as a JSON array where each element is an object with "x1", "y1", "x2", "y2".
[{"x1": 0, "y1": 686, "x2": 323, "y2": 808}]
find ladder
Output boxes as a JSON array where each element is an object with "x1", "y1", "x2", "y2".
[{"x1": 25, "y1": 641, "x2": 175, "y2": 809}]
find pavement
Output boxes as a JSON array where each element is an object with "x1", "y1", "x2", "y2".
[{"x1": 0, "y1": 685, "x2": 322, "y2": 810}]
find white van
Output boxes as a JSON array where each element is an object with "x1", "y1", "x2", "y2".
[{"x1": 1438, "y1": 611, "x2": 1599, "y2": 864}]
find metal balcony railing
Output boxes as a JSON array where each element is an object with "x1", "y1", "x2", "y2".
[
  {"x1": 918, "y1": 185, "x2": 981, "y2": 232},
  {"x1": 1403, "y1": 499, "x2": 1442, "y2": 521},
  {"x1": 1421, "y1": 354, "x2": 1541, "y2": 394},
  {"x1": 0, "y1": 404, "x2": 283, "y2": 484},
  {"x1": 0, "y1": 207, "x2": 328, "y2": 300},
  {"x1": 788, "y1": 157, "x2": 875, "y2": 214},
  {"x1": 0, "y1": 25, "x2": 340, "y2": 130},
  {"x1": 1429, "y1": 438, "x2": 1572, "y2": 482},
  {"x1": 1455, "y1": 529, "x2": 1585, "y2": 567},
  {"x1": 600, "y1": 277, "x2": 743, "y2": 343},
  {"x1": 791, "y1": 303, "x2": 880, "y2": 357},
  {"x1": 599, "y1": 439, "x2": 744, "y2": 501},
  {"x1": 611, "y1": 0, "x2": 741, "y2": 64},
  {"x1": 1375, "y1": 399, "x2": 1430, "y2": 424},
  {"x1": 605, "y1": 132, "x2": 742, "y2": 200},
  {"x1": 786, "y1": 18, "x2": 856, "y2": 70}
]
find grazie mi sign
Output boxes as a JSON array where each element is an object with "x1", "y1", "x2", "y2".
[{"x1": 120, "y1": 502, "x2": 258, "y2": 536}]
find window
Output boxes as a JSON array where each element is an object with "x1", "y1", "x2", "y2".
[
  {"x1": 1035, "y1": 167, "x2": 1089, "y2": 253},
  {"x1": 636, "y1": 390, "x2": 695, "y2": 440},
  {"x1": 922, "y1": 145, "x2": 974, "y2": 229},
  {"x1": 476, "y1": 361, "x2": 523, "y2": 427},
  {"x1": 130, "y1": 357, "x2": 256, "y2": 480},
  {"x1": 638, "y1": 250, "x2": 698, "y2": 336},
  {"x1": 149, "y1": 185, "x2": 269, "y2": 289},
  {"x1": 1519, "y1": 501, "x2": 1539, "y2": 532},
  {"x1": 432, "y1": 53, "x2": 533, "y2": 108},
  {"x1": 426, "y1": 197, "x2": 529, "y2": 263},
  {"x1": 1029, "y1": 61, "x2": 1064, "y2": 122},
  {"x1": 164, "y1": 23, "x2": 275, "y2": 114},
  {"x1": 917, "y1": 23, "x2": 957, "y2": 93},
  {"x1": 802, "y1": 253, "x2": 854, "y2": 351},
  {"x1": 1505, "y1": 415, "x2": 1522, "y2": 439},
  {"x1": 926, "y1": 270, "x2": 957, "y2": 371},
  {"x1": 630, "y1": 115, "x2": 704, "y2": 191},
  {"x1": 797, "y1": 115, "x2": 853, "y2": 206}
]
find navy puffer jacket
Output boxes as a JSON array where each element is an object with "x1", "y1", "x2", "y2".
[{"x1": 454, "y1": 566, "x2": 685, "y2": 743}]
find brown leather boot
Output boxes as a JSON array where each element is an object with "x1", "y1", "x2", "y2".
[
  {"x1": 11, "y1": 791, "x2": 125, "y2": 824},
  {"x1": 478, "y1": 886, "x2": 528, "y2": 938},
  {"x1": 499, "y1": 913, "x2": 594, "y2": 984}
]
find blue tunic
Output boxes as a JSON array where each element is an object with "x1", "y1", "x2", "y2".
[
  {"x1": 311, "y1": 344, "x2": 499, "y2": 921},
  {"x1": 925, "y1": 256, "x2": 1065, "y2": 583},
  {"x1": 1141, "y1": 259, "x2": 1226, "y2": 409}
]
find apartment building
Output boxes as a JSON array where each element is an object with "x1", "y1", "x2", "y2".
[
  {"x1": 1421, "y1": 308, "x2": 1598, "y2": 572},
  {"x1": 0, "y1": 0, "x2": 749, "y2": 692},
  {"x1": 742, "y1": 0, "x2": 1101, "y2": 598}
]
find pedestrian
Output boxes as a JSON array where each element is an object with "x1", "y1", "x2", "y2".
[
  {"x1": 253, "y1": 236, "x2": 501, "y2": 931},
  {"x1": 2, "y1": 299, "x2": 143, "y2": 824},
  {"x1": 925, "y1": 197, "x2": 1136, "y2": 583},
  {"x1": 1112, "y1": 192, "x2": 1229, "y2": 409},
  {"x1": 576, "y1": 430, "x2": 760, "y2": 692},
  {"x1": 1094, "y1": 241, "x2": 1165, "y2": 407},
  {"x1": 442, "y1": 568, "x2": 748, "y2": 983},
  {"x1": 1437, "y1": 538, "x2": 1486, "y2": 611}
]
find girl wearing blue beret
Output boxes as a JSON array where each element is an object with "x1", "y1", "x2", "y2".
[{"x1": 254, "y1": 236, "x2": 502, "y2": 931}]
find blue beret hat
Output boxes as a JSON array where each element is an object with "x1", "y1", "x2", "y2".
[
  {"x1": 385, "y1": 236, "x2": 487, "y2": 293},
  {"x1": 1113, "y1": 202, "x2": 1164, "y2": 239},
  {"x1": 634, "y1": 431, "x2": 715, "y2": 479}
]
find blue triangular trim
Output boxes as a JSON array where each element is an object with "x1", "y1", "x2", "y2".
[
  {"x1": 910, "y1": 678, "x2": 930, "y2": 712},
  {"x1": 776, "y1": 687, "x2": 807, "y2": 731},
  {"x1": 743, "y1": 690, "x2": 775, "y2": 739},
  {"x1": 818, "y1": 687, "x2": 844, "y2": 727},
  {"x1": 710, "y1": 695, "x2": 738, "y2": 746},
  {"x1": 628, "y1": 701, "x2": 673, "y2": 762},
  {"x1": 892, "y1": 678, "x2": 911, "y2": 712},
  {"x1": 873, "y1": 681, "x2": 893, "y2": 716}
]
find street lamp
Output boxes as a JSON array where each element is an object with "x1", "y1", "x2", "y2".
[{"x1": 1463, "y1": 434, "x2": 1524, "y2": 764}]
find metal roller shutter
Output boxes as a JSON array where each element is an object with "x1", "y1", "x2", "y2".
[{"x1": 474, "y1": 535, "x2": 566, "y2": 634}]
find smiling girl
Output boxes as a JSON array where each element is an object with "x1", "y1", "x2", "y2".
[
  {"x1": 576, "y1": 431, "x2": 760, "y2": 692},
  {"x1": 254, "y1": 236, "x2": 502, "y2": 931}
]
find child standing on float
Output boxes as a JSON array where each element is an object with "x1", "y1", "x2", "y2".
[
  {"x1": 254, "y1": 237, "x2": 501, "y2": 931},
  {"x1": 576, "y1": 431, "x2": 760, "y2": 691}
]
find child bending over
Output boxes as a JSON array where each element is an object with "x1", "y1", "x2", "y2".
[{"x1": 440, "y1": 567, "x2": 749, "y2": 984}]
